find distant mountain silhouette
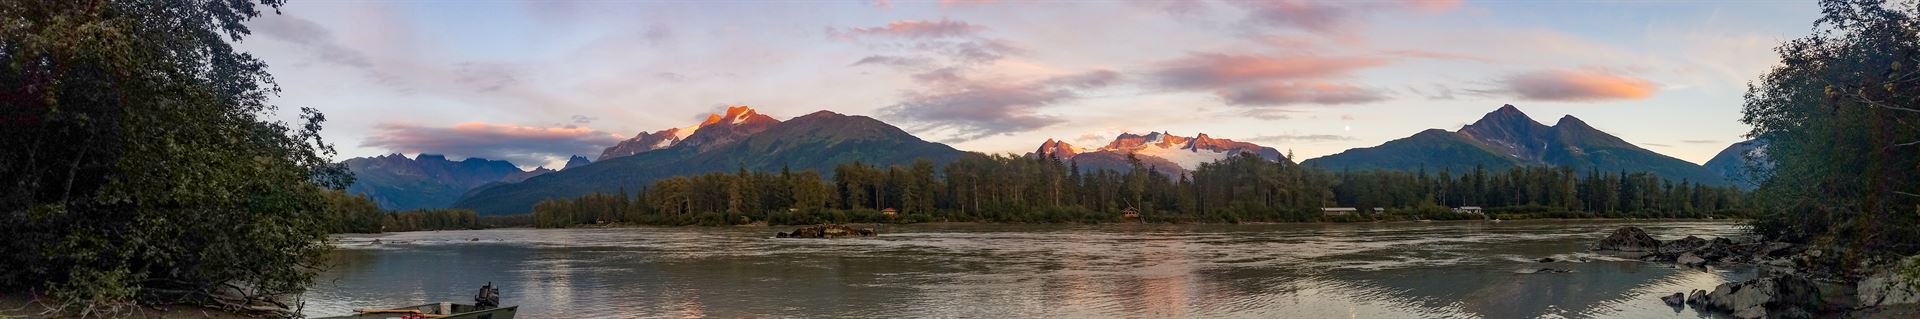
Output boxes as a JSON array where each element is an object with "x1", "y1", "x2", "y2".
[
  {"x1": 1303, "y1": 105, "x2": 1733, "y2": 186},
  {"x1": 1703, "y1": 139, "x2": 1770, "y2": 189},
  {"x1": 342, "y1": 154, "x2": 552, "y2": 210}
]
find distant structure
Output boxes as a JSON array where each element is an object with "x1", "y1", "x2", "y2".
[
  {"x1": 1322, "y1": 207, "x2": 1358, "y2": 216},
  {"x1": 1452, "y1": 206, "x2": 1484, "y2": 215},
  {"x1": 1122, "y1": 207, "x2": 1140, "y2": 219},
  {"x1": 882, "y1": 208, "x2": 898, "y2": 216},
  {"x1": 1372, "y1": 207, "x2": 1386, "y2": 214}
]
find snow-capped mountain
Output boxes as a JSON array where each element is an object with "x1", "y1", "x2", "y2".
[
  {"x1": 1030, "y1": 132, "x2": 1286, "y2": 175},
  {"x1": 597, "y1": 105, "x2": 780, "y2": 160}
]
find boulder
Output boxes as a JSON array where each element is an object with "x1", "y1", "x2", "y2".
[
  {"x1": 1538, "y1": 257, "x2": 1556, "y2": 263},
  {"x1": 1686, "y1": 289, "x2": 1708, "y2": 305},
  {"x1": 1662, "y1": 292, "x2": 1686, "y2": 307},
  {"x1": 1856, "y1": 257, "x2": 1920, "y2": 309},
  {"x1": 1593, "y1": 227, "x2": 1662, "y2": 252},
  {"x1": 1677, "y1": 252, "x2": 1708, "y2": 267},
  {"x1": 1698, "y1": 273, "x2": 1843, "y2": 319},
  {"x1": 1659, "y1": 236, "x2": 1708, "y2": 255}
]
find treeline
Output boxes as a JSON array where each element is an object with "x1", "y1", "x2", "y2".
[
  {"x1": 531, "y1": 152, "x2": 1750, "y2": 227},
  {"x1": 1739, "y1": 0, "x2": 1920, "y2": 266},
  {"x1": 1333, "y1": 166, "x2": 1749, "y2": 219},
  {"x1": 321, "y1": 191, "x2": 494, "y2": 233}
]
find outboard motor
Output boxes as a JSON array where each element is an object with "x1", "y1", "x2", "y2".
[{"x1": 474, "y1": 282, "x2": 500, "y2": 309}]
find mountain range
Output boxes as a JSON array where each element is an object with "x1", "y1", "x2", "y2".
[
  {"x1": 346, "y1": 104, "x2": 1752, "y2": 215},
  {"x1": 1028, "y1": 132, "x2": 1287, "y2": 176},
  {"x1": 450, "y1": 106, "x2": 966, "y2": 215},
  {"x1": 1301, "y1": 105, "x2": 1735, "y2": 186},
  {"x1": 342, "y1": 154, "x2": 558, "y2": 210}
]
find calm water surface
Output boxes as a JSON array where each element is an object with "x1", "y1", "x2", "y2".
[{"x1": 304, "y1": 221, "x2": 1750, "y2": 318}]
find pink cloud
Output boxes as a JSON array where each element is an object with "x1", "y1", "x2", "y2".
[
  {"x1": 1150, "y1": 52, "x2": 1392, "y2": 107},
  {"x1": 1222, "y1": 82, "x2": 1388, "y2": 106},
  {"x1": 1385, "y1": 49, "x2": 1495, "y2": 63},
  {"x1": 848, "y1": 18, "x2": 982, "y2": 39},
  {"x1": 1504, "y1": 69, "x2": 1657, "y2": 101},
  {"x1": 1402, "y1": 0, "x2": 1463, "y2": 12},
  {"x1": 1241, "y1": 0, "x2": 1352, "y2": 33},
  {"x1": 1152, "y1": 52, "x2": 1388, "y2": 89}
]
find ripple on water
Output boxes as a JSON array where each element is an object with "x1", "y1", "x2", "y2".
[{"x1": 307, "y1": 220, "x2": 1752, "y2": 318}]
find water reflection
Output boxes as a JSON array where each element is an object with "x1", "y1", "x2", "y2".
[{"x1": 308, "y1": 221, "x2": 1748, "y2": 318}]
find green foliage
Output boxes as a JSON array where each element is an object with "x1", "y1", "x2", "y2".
[
  {"x1": 530, "y1": 151, "x2": 1746, "y2": 227},
  {"x1": 323, "y1": 190, "x2": 388, "y2": 233},
  {"x1": 380, "y1": 209, "x2": 483, "y2": 232},
  {"x1": 0, "y1": 0, "x2": 344, "y2": 315},
  {"x1": 1742, "y1": 0, "x2": 1920, "y2": 259}
]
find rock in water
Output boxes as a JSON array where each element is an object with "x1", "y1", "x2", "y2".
[
  {"x1": 1698, "y1": 273, "x2": 1840, "y2": 319},
  {"x1": 1592, "y1": 227, "x2": 1662, "y2": 252},
  {"x1": 1658, "y1": 236, "x2": 1708, "y2": 255},
  {"x1": 1534, "y1": 268, "x2": 1572, "y2": 274},
  {"x1": 1537, "y1": 257, "x2": 1556, "y2": 263},
  {"x1": 1677, "y1": 252, "x2": 1708, "y2": 267},
  {"x1": 1686, "y1": 289, "x2": 1708, "y2": 305},
  {"x1": 1662, "y1": 292, "x2": 1686, "y2": 307},
  {"x1": 777, "y1": 224, "x2": 877, "y2": 239}
]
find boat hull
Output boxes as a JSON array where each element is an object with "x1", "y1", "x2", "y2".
[{"x1": 316, "y1": 305, "x2": 516, "y2": 319}]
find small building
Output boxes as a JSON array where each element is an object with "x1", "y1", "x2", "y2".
[
  {"x1": 1322, "y1": 207, "x2": 1358, "y2": 216},
  {"x1": 882, "y1": 208, "x2": 898, "y2": 216},
  {"x1": 1372, "y1": 207, "x2": 1386, "y2": 214},
  {"x1": 1121, "y1": 207, "x2": 1140, "y2": 219},
  {"x1": 1452, "y1": 206, "x2": 1484, "y2": 214}
]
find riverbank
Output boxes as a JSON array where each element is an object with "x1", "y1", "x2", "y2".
[
  {"x1": 0, "y1": 294, "x2": 260, "y2": 319},
  {"x1": 343, "y1": 217, "x2": 1740, "y2": 235},
  {"x1": 1591, "y1": 226, "x2": 1920, "y2": 318}
]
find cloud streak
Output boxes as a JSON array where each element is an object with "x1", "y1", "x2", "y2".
[
  {"x1": 1248, "y1": 133, "x2": 1358, "y2": 144},
  {"x1": 1151, "y1": 52, "x2": 1390, "y2": 106},
  {"x1": 362, "y1": 122, "x2": 624, "y2": 168},
  {"x1": 1221, "y1": 82, "x2": 1387, "y2": 106},
  {"x1": 883, "y1": 70, "x2": 1120, "y2": 142},
  {"x1": 848, "y1": 18, "x2": 983, "y2": 39},
  {"x1": 1502, "y1": 69, "x2": 1657, "y2": 101}
]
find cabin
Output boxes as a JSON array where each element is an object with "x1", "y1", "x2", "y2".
[
  {"x1": 882, "y1": 208, "x2": 898, "y2": 216},
  {"x1": 1452, "y1": 206, "x2": 1484, "y2": 214},
  {"x1": 1121, "y1": 207, "x2": 1140, "y2": 219},
  {"x1": 1321, "y1": 207, "x2": 1358, "y2": 216},
  {"x1": 1372, "y1": 207, "x2": 1386, "y2": 214}
]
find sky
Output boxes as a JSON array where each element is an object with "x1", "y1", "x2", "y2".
[{"x1": 237, "y1": 0, "x2": 1822, "y2": 169}]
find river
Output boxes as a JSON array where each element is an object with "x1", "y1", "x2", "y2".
[{"x1": 304, "y1": 220, "x2": 1748, "y2": 318}]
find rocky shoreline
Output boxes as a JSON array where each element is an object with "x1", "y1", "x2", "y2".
[{"x1": 1591, "y1": 227, "x2": 1920, "y2": 318}]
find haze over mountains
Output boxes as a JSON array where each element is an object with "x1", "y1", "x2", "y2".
[{"x1": 340, "y1": 104, "x2": 1755, "y2": 215}]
